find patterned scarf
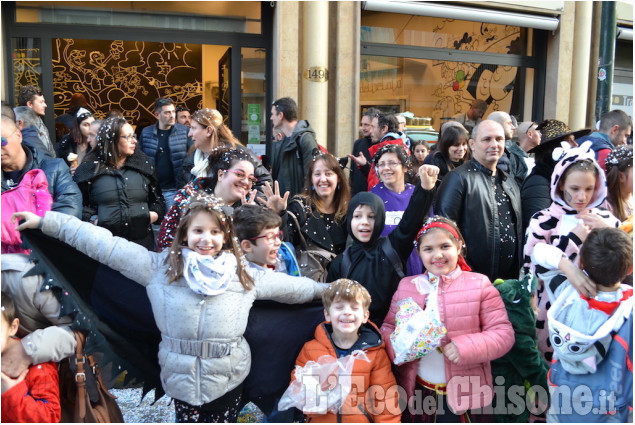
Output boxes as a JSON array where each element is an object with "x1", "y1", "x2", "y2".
[{"x1": 182, "y1": 249, "x2": 237, "y2": 296}]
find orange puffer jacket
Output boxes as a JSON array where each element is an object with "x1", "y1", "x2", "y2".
[{"x1": 292, "y1": 321, "x2": 401, "y2": 423}]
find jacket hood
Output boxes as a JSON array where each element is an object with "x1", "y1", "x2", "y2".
[
  {"x1": 550, "y1": 141, "x2": 607, "y2": 211},
  {"x1": 380, "y1": 132, "x2": 402, "y2": 143},
  {"x1": 346, "y1": 192, "x2": 385, "y2": 245},
  {"x1": 291, "y1": 120, "x2": 316, "y2": 138},
  {"x1": 13, "y1": 105, "x2": 41, "y2": 127},
  {"x1": 548, "y1": 284, "x2": 633, "y2": 374}
]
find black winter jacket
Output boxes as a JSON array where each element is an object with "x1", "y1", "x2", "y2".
[
  {"x1": 73, "y1": 149, "x2": 165, "y2": 250},
  {"x1": 271, "y1": 120, "x2": 318, "y2": 197},
  {"x1": 520, "y1": 159, "x2": 557, "y2": 232},
  {"x1": 1, "y1": 144, "x2": 82, "y2": 218},
  {"x1": 435, "y1": 159, "x2": 523, "y2": 282},
  {"x1": 283, "y1": 195, "x2": 348, "y2": 255},
  {"x1": 349, "y1": 136, "x2": 373, "y2": 196},
  {"x1": 327, "y1": 186, "x2": 435, "y2": 325}
]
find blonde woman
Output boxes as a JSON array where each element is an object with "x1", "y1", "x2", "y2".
[{"x1": 182, "y1": 108, "x2": 271, "y2": 190}]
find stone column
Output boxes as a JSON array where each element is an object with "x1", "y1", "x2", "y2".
[
  {"x1": 301, "y1": 1, "x2": 329, "y2": 147},
  {"x1": 568, "y1": 1, "x2": 593, "y2": 130}
]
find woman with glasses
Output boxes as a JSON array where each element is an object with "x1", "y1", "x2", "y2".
[
  {"x1": 157, "y1": 146, "x2": 259, "y2": 249},
  {"x1": 74, "y1": 117, "x2": 165, "y2": 250},
  {"x1": 181, "y1": 108, "x2": 272, "y2": 190},
  {"x1": 424, "y1": 123, "x2": 469, "y2": 181},
  {"x1": 56, "y1": 107, "x2": 95, "y2": 174},
  {"x1": 370, "y1": 144, "x2": 423, "y2": 275}
]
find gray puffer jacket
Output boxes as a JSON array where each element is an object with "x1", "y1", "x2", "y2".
[
  {"x1": 40, "y1": 211, "x2": 326, "y2": 406},
  {"x1": 1, "y1": 253, "x2": 75, "y2": 364}
]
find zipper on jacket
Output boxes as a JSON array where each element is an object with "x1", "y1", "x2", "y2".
[
  {"x1": 194, "y1": 294, "x2": 208, "y2": 402},
  {"x1": 489, "y1": 175, "x2": 499, "y2": 279}
]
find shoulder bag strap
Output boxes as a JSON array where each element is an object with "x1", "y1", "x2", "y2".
[
  {"x1": 73, "y1": 331, "x2": 88, "y2": 420},
  {"x1": 381, "y1": 238, "x2": 405, "y2": 280},
  {"x1": 340, "y1": 247, "x2": 352, "y2": 279},
  {"x1": 286, "y1": 210, "x2": 309, "y2": 251}
]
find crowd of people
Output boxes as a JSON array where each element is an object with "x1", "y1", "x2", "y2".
[{"x1": 1, "y1": 84, "x2": 633, "y2": 423}]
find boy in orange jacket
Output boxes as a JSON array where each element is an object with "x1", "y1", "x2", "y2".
[{"x1": 290, "y1": 279, "x2": 401, "y2": 422}]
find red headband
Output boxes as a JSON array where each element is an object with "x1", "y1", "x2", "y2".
[{"x1": 416, "y1": 221, "x2": 472, "y2": 272}]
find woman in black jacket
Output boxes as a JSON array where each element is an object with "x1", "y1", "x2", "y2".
[
  {"x1": 424, "y1": 123, "x2": 469, "y2": 180},
  {"x1": 280, "y1": 152, "x2": 351, "y2": 278},
  {"x1": 74, "y1": 117, "x2": 165, "y2": 250},
  {"x1": 56, "y1": 107, "x2": 95, "y2": 174}
]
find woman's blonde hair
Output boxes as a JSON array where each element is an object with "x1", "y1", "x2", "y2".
[
  {"x1": 190, "y1": 109, "x2": 241, "y2": 152},
  {"x1": 166, "y1": 193, "x2": 254, "y2": 289}
]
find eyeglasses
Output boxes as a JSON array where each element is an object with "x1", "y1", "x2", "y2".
[
  {"x1": 376, "y1": 161, "x2": 401, "y2": 169},
  {"x1": 224, "y1": 169, "x2": 258, "y2": 185},
  {"x1": 1, "y1": 129, "x2": 19, "y2": 146},
  {"x1": 249, "y1": 230, "x2": 284, "y2": 244},
  {"x1": 120, "y1": 134, "x2": 137, "y2": 141},
  {"x1": 526, "y1": 122, "x2": 537, "y2": 135}
]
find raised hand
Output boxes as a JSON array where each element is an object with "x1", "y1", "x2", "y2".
[
  {"x1": 260, "y1": 181, "x2": 289, "y2": 213},
  {"x1": 418, "y1": 164, "x2": 440, "y2": 190},
  {"x1": 241, "y1": 189, "x2": 259, "y2": 205},
  {"x1": 347, "y1": 152, "x2": 368, "y2": 167}
]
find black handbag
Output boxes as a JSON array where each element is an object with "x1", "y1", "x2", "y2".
[{"x1": 286, "y1": 211, "x2": 336, "y2": 283}]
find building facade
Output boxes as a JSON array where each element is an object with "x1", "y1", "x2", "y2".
[{"x1": 1, "y1": 1, "x2": 632, "y2": 157}]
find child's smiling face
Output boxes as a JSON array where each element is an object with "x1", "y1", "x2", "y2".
[
  {"x1": 184, "y1": 211, "x2": 225, "y2": 256},
  {"x1": 324, "y1": 296, "x2": 369, "y2": 341},
  {"x1": 350, "y1": 204, "x2": 375, "y2": 243},
  {"x1": 242, "y1": 227, "x2": 282, "y2": 266},
  {"x1": 418, "y1": 228, "x2": 460, "y2": 276}
]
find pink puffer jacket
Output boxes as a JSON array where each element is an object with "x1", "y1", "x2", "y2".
[
  {"x1": 380, "y1": 267, "x2": 514, "y2": 413},
  {"x1": 1, "y1": 169, "x2": 52, "y2": 254}
]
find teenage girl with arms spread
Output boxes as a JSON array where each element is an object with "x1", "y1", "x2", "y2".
[
  {"x1": 523, "y1": 141, "x2": 620, "y2": 361},
  {"x1": 381, "y1": 216, "x2": 514, "y2": 422},
  {"x1": 13, "y1": 193, "x2": 327, "y2": 423}
]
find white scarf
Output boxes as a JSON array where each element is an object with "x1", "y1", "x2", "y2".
[
  {"x1": 190, "y1": 149, "x2": 210, "y2": 179},
  {"x1": 181, "y1": 249, "x2": 237, "y2": 296}
]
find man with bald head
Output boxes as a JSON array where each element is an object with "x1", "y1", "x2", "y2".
[
  {"x1": 435, "y1": 120, "x2": 523, "y2": 281},
  {"x1": 488, "y1": 110, "x2": 533, "y2": 186}
]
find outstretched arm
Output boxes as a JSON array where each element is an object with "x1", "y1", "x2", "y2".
[{"x1": 13, "y1": 211, "x2": 158, "y2": 287}]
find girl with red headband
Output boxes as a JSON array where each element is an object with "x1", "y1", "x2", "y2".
[{"x1": 380, "y1": 216, "x2": 514, "y2": 422}]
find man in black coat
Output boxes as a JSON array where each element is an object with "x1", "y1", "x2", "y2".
[
  {"x1": 348, "y1": 108, "x2": 380, "y2": 195},
  {"x1": 435, "y1": 120, "x2": 523, "y2": 282}
]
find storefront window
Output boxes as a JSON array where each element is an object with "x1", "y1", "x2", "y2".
[
  {"x1": 16, "y1": 1, "x2": 262, "y2": 34},
  {"x1": 361, "y1": 12, "x2": 527, "y2": 56},
  {"x1": 52, "y1": 38, "x2": 203, "y2": 124},
  {"x1": 12, "y1": 37, "x2": 42, "y2": 105},
  {"x1": 360, "y1": 55, "x2": 520, "y2": 131},
  {"x1": 240, "y1": 47, "x2": 266, "y2": 148}
]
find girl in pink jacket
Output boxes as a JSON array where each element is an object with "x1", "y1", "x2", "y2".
[{"x1": 380, "y1": 216, "x2": 514, "y2": 422}]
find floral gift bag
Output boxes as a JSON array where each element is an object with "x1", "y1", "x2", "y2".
[{"x1": 390, "y1": 277, "x2": 447, "y2": 364}]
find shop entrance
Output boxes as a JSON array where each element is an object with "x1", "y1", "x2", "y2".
[{"x1": 3, "y1": 2, "x2": 272, "y2": 145}]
